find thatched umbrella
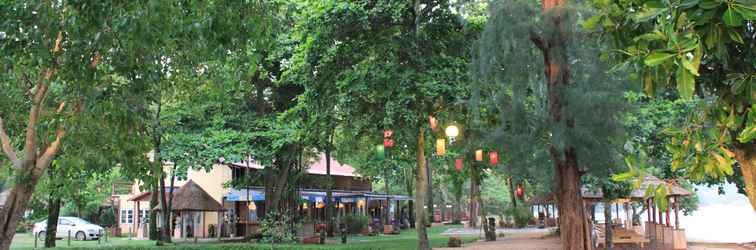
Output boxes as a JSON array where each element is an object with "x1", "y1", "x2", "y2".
[{"x1": 153, "y1": 180, "x2": 224, "y2": 241}]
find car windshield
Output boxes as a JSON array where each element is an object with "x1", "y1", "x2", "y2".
[{"x1": 65, "y1": 218, "x2": 92, "y2": 225}]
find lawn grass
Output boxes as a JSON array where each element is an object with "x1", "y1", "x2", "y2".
[{"x1": 10, "y1": 225, "x2": 476, "y2": 250}]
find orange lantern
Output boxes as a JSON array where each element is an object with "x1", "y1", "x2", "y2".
[
  {"x1": 436, "y1": 139, "x2": 446, "y2": 156},
  {"x1": 475, "y1": 150, "x2": 483, "y2": 161},
  {"x1": 488, "y1": 151, "x2": 498, "y2": 165},
  {"x1": 455, "y1": 159, "x2": 463, "y2": 171},
  {"x1": 429, "y1": 116, "x2": 438, "y2": 130}
]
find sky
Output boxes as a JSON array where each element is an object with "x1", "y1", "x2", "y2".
[{"x1": 680, "y1": 183, "x2": 756, "y2": 243}]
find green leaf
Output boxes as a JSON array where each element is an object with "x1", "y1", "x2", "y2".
[
  {"x1": 738, "y1": 124, "x2": 756, "y2": 143},
  {"x1": 733, "y1": 4, "x2": 756, "y2": 20},
  {"x1": 723, "y1": 7, "x2": 744, "y2": 26},
  {"x1": 634, "y1": 32, "x2": 665, "y2": 42},
  {"x1": 728, "y1": 30, "x2": 745, "y2": 44},
  {"x1": 682, "y1": 56, "x2": 700, "y2": 76},
  {"x1": 676, "y1": 65, "x2": 696, "y2": 99},
  {"x1": 643, "y1": 71, "x2": 655, "y2": 96},
  {"x1": 634, "y1": 7, "x2": 669, "y2": 23},
  {"x1": 698, "y1": 0, "x2": 721, "y2": 9},
  {"x1": 680, "y1": 0, "x2": 700, "y2": 8},
  {"x1": 644, "y1": 51, "x2": 675, "y2": 66},
  {"x1": 612, "y1": 172, "x2": 634, "y2": 182}
]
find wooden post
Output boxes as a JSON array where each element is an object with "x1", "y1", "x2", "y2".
[
  {"x1": 674, "y1": 197, "x2": 680, "y2": 229},
  {"x1": 135, "y1": 201, "x2": 140, "y2": 238},
  {"x1": 218, "y1": 211, "x2": 222, "y2": 241},
  {"x1": 203, "y1": 211, "x2": 206, "y2": 238},
  {"x1": 665, "y1": 198, "x2": 671, "y2": 227},
  {"x1": 651, "y1": 199, "x2": 656, "y2": 223},
  {"x1": 646, "y1": 199, "x2": 651, "y2": 222}
]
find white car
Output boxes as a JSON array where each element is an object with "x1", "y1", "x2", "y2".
[{"x1": 33, "y1": 217, "x2": 104, "y2": 241}]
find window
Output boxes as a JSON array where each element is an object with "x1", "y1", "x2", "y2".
[
  {"x1": 137, "y1": 209, "x2": 149, "y2": 222},
  {"x1": 120, "y1": 209, "x2": 133, "y2": 224}
]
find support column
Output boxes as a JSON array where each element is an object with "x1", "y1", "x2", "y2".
[
  {"x1": 651, "y1": 199, "x2": 656, "y2": 223},
  {"x1": 674, "y1": 197, "x2": 680, "y2": 229},
  {"x1": 665, "y1": 199, "x2": 671, "y2": 227}
]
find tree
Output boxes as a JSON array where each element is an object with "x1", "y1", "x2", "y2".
[
  {"x1": 288, "y1": 1, "x2": 478, "y2": 248},
  {"x1": 474, "y1": 1, "x2": 633, "y2": 248},
  {"x1": 588, "y1": 0, "x2": 756, "y2": 210}
]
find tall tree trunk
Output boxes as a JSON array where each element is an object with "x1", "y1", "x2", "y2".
[
  {"x1": 426, "y1": 157, "x2": 434, "y2": 224},
  {"x1": 469, "y1": 166, "x2": 481, "y2": 228},
  {"x1": 453, "y1": 181, "x2": 463, "y2": 224},
  {"x1": 149, "y1": 179, "x2": 159, "y2": 240},
  {"x1": 508, "y1": 164, "x2": 517, "y2": 208},
  {"x1": 44, "y1": 196, "x2": 62, "y2": 248},
  {"x1": 405, "y1": 168, "x2": 415, "y2": 228},
  {"x1": 325, "y1": 143, "x2": 334, "y2": 236},
  {"x1": 166, "y1": 165, "x2": 176, "y2": 240},
  {"x1": 603, "y1": 202, "x2": 613, "y2": 250},
  {"x1": 414, "y1": 127, "x2": 430, "y2": 250},
  {"x1": 531, "y1": 1, "x2": 588, "y2": 249},
  {"x1": 732, "y1": 141, "x2": 756, "y2": 211}
]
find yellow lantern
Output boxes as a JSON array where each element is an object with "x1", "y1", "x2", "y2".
[
  {"x1": 475, "y1": 149, "x2": 483, "y2": 161},
  {"x1": 316, "y1": 202, "x2": 325, "y2": 209},
  {"x1": 436, "y1": 139, "x2": 446, "y2": 156},
  {"x1": 302, "y1": 202, "x2": 309, "y2": 209},
  {"x1": 357, "y1": 199, "x2": 366, "y2": 208}
]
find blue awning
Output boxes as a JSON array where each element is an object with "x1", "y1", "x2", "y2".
[{"x1": 225, "y1": 189, "x2": 265, "y2": 201}]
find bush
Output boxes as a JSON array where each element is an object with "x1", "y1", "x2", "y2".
[
  {"x1": 15, "y1": 221, "x2": 29, "y2": 233},
  {"x1": 100, "y1": 208, "x2": 117, "y2": 227},
  {"x1": 340, "y1": 214, "x2": 368, "y2": 234},
  {"x1": 259, "y1": 211, "x2": 299, "y2": 244},
  {"x1": 506, "y1": 205, "x2": 533, "y2": 228}
]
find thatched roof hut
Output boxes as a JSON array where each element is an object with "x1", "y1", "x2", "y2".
[
  {"x1": 630, "y1": 175, "x2": 692, "y2": 197},
  {"x1": 152, "y1": 180, "x2": 224, "y2": 211}
]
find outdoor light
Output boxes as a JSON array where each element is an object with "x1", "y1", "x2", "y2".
[
  {"x1": 384, "y1": 138, "x2": 395, "y2": 148},
  {"x1": 436, "y1": 139, "x2": 446, "y2": 156},
  {"x1": 475, "y1": 150, "x2": 483, "y2": 162},
  {"x1": 376, "y1": 144, "x2": 385, "y2": 160},
  {"x1": 316, "y1": 202, "x2": 325, "y2": 209},
  {"x1": 383, "y1": 130, "x2": 394, "y2": 138},
  {"x1": 248, "y1": 202, "x2": 257, "y2": 210},
  {"x1": 489, "y1": 151, "x2": 498, "y2": 165},
  {"x1": 455, "y1": 159, "x2": 463, "y2": 172},
  {"x1": 429, "y1": 116, "x2": 438, "y2": 130},
  {"x1": 303, "y1": 202, "x2": 309, "y2": 209},
  {"x1": 445, "y1": 125, "x2": 459, "y2": 143}
]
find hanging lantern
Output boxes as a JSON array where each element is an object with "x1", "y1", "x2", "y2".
[
  {"x1": 429, "y1": 116, "x2": 438, "y2": 130},
  {"x1": 445, "y1": 125, "x2": 459, "y2": 143},
  {"x1": 384, "y1": 130, "x2": 394, "y2": 138},
  {"x1": 515, "y1": 184, "x2": 524, "y2": 198},
  {"x1": 384, "y1": 138, "x2": 395, "y2": 148},
  {"x1": 376, "y1": 145, "x2": 385, "y2": 160},
  {"x1": 316, "y1": 202, "x2": 325, "y2": 209},
  {"x1": 302, "y1": 202, "x2": 309, "y2": 209},
  {"x1": 475, "y1": 150, "x2": 483, "y2": 161},
  {"x1": 455, "y1": 159, "x2": 463, "y2": 171},
  {"x1": 488, "y1": 151, "x2": 498, "y2": 165},
  {"x1": 436, "y1": 139, "x2": 446, "y2": 156}
]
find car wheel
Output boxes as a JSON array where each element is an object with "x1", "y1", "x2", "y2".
[
  {"x1": 75, "y1": 231, "x2": 86, "y2": 241},
  {"x1": 37, "y1": 231, "x2": 46, "y2": 240}
]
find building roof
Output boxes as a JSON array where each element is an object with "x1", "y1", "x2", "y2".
[
  {"x1": 152, "y1": 180, "x2": 224, "y2": 211},
  {"x1": 230, "y1": 153, "x2": 361, "y2": 177},
  {"x1": 128, "y1": 187, "x2": 179, "y2": 202}
]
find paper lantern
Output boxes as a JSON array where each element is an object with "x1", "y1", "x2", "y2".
[
  {"x1": 445, "y1": 125, "x2": 459, "y2": 138},
  {"x1": 488, "y1": 151, "x2": 498, "y2": 165},
  {"x1": 376, "y1": 145, "x2": 385, "y2": 160},
  {"x1": 515, "y1": 184, "x2": 524, "y2": 198},
  {"x1": 316, "y1": 202, "x2": 325, "y2": 209},
  {"x1": 302, "y1": 202, "x2": 308, "y2": 209},
  {"x1": 475, "y1": 150, "x2": 483, "y2": 161},
  {"x1": 384, "y1": 130, "x2": 394, "y2": 138},
  {"x1": 436, "y1": 139, "x2": 446, "y2": 156},
  {"x1": 455, "y1": 159, "x2": 463, "y2": 171},
  {"x1": 429, "y1": 116, "x2": 438, "y2": 130},
  {"x1": 384, "y1": 138, "x2": 395, "y2": 148}
]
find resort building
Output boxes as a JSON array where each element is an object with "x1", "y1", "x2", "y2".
[{"x1": 110, "y1": 153, "x2": 410, "y2": 239}]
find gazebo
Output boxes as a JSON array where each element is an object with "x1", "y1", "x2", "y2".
[{"x1": 153, "y1": 180, "x2": 225, "y2": 242}]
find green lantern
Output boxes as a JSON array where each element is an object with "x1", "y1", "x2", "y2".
[{"x1": 376, "y1": 144, "x2": 385, "y2": 160}]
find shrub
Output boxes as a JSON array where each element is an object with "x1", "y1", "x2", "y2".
[
  {"x1": 506, "y1": 205, "x2": 533, "y2": 228},
  {"x1": 259, "y1": 211, "x2": 299, "y2": 244},
  {"x1": 100, "y1": 208, "x2": 117, "y2": 227},
  {"x1": 15, "y1": 221, "x2": 28, "y2": 233},
  {"x1": 340, "y1": 214, "x2": 368, "y2": 234}
]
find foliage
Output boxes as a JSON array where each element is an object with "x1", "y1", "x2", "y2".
[
  {"x1": 588, "y1": 0, "x2": 756, "y2": 209},
  {"x1": 505, "y1": 205, "x2": 533, "y2": 228},
  {"x1": 259, "y1": 211, "x2": 300, "y2": 244},
  {"x1": 340, "y1": 214, "x2": 369, "y2": 234},
  {"x1": 99, "y1": 208, "x2": 116, "y2": 227}
]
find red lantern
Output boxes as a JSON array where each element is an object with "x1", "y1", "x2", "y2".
[
  {"x1": 429, "y1": 116, "x2": 438, "y2": 130},
  {"x1": 384, "y1": 130, "x2": 394, "y2": 138},
  {"x1": 488, "y1": 151, "x2": 498, "y2": 165},
  {"x1": 384, "y1": 138, "x2": 395, "y2": 148},
  {"x1": 455, "y1": 159, "x2": 463, "y2": 171},
  {"x1": 515, "y1": 184, "x2": 524, "y2": 198}
]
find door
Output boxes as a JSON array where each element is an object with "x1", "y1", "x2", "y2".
[{"x1": 56, "y1": 218, "x2": 73, "y2": 238}]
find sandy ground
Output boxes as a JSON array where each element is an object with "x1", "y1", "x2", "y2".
[{"x1": 437, "y1": 227, "x2": 754, "y2": 250}]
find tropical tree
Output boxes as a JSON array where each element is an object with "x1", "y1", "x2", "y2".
[
  {"x1": 474, "y1": 0, "x2": 634, "y2": 248},
  {"x1": 588, "y1": 0, "x2": 756, "y2": 210}
]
